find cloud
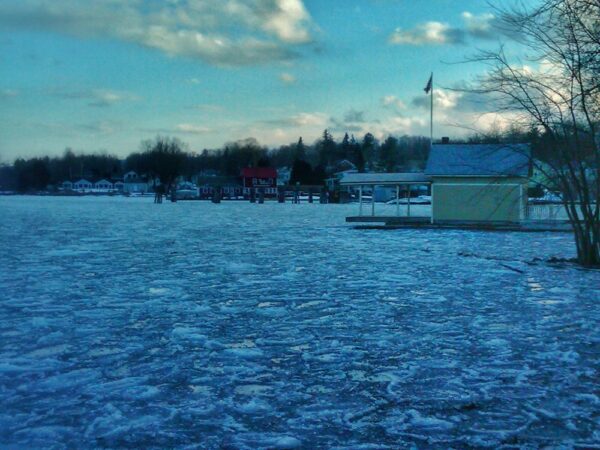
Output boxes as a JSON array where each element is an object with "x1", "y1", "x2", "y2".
[
  {"x1": 0, "y1": 89, "x2": 19, "y2": 98},
  {"x1": 78, "y1": 120, "x2": 121, "y2": 134},
  {"x1": 176, "y1": 123, "x2": 211, "y2": 134},
  {"x1": 343, "y1": 109, "x2": 366, "y2": 123},
  {"x1": 412, "y1": 89, "x2": 461, "y2": 110},
  {"x1": 462, "y1": 12, "x2": 496, "y2": 39},
  {"x1": 257, "y1": 0, "x2": 312, "y2": 44},
  {"x1": 51, "y1": 88, "x2": 139, "y2": 107},
  {"x1": 87, "y1": 90, "x2": 138, "y2": 107},
  {"x1": 327, "y1": 109, "x2": 370, "y2": 133},
  {"x1": 191, "y1": 103, "x2": 224, "y2": 112},
  {"x1": 382, "y1": 95, "x2": 406, "y2": 110},
  {"x1": 244, "y1": 111, "x2": 329, "y2": 144},
  {"x1": 187, "y1": 78, "x2": 201, "y2": 85},
  {"x1": 229, "y1": 111, "x2": 330, "y2": 147},
  {"x1": 290, "y1": 112, "x2": 329, "y2": 127},
  {"x1": 261, "y1": 112, "x2": 329, "y2": 128},
  {"x1": 389, "y1": 11, "x2": 497, "y2": 46},
  {"x1": 389, "y1": 22, "x2": 465, "y2": 46},
  {"x1": 0, "y1": 0, "x2": 315, "y2": 67},
  {"x1": 279, "y1": 72, "x2": 296, "y2": 85}
]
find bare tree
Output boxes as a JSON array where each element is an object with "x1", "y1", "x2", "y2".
[
  {"x1": 139, "y1": 136, "x2": 188, "y2": 199},
  {"x1": 472, "y1": 0, "x2": 599, "y2": 266}
]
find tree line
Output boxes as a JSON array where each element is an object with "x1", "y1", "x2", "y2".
[
  {"x1": 0, "y1": 124, "x2": 584, "y2": 194},
  {"x1": 0, "y1": 131, "x2": 432, "y2": 192}
]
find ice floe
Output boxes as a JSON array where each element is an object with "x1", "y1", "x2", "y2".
[{"x1": 0, "y1": 196, "x2": 599, "y2": 448}]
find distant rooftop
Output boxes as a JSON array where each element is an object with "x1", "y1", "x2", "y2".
[
  {"x1": 425, "y1": 144, "x2": 531, "y2": 177},
  {"x1": 339, "y1": 172, "x2": 431, "y2": 186},
  {"x1": 241, "y1": 167, "x2": 277, "y2": 178}
]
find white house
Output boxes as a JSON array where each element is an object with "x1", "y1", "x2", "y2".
[
  {"x1": 123, "y1": 172, "x2": 149, "y2": 194},
  {"x1": 124, "y1": 171, "x2": 139, "y2": 182},
  {"x1": 94, "y1": 179, "x2": 114, "y2": 190},
  {"x1": 73, "y1": 179, "x2": 93, "y2": 191}
]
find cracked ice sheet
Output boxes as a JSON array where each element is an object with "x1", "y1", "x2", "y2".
[{"x1": 0, "y1": 196, "x2": 599, "y2": 448}]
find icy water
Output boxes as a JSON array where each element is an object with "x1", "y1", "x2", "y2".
[{"x1": 1, "y1": 196, "x2": 599, "y2": 449}]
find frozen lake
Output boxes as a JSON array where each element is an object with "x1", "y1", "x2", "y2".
[{"x1": 1, "y1": 196, "x2": 599, "y2": 448}]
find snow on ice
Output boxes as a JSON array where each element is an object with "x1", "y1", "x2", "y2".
[{"x1": 0, "y1": 196, "x2": 599, "y2": 448}]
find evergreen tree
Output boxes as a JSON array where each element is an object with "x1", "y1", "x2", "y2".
[
  {"x1": 311, "y1": 164, "x2": 327, "y2": 185},
  {"x1": 380, "y1": 136, "x2": 399, "y2": 172},
  {"x1": 339, "y1": 132, "x2": 351, "y2": 161},
  {"x1": 290, "y1": 159, "x2": 313, "y2": 185},
  {"x1": 361, "y1": 133, "x2": 376, "y2": 170},
  {"x1": 290, "y1": 136, "x2": 313, "y2": 185},
  {"x1": 351, "y1": 135, "x2": 366, "y2": 173},
  {"x1": 294, "y1": 137, "x2": 307, "y2": 161},
  {"x1": 318, "y1": 129, "x2": 336, "y2": 168}
]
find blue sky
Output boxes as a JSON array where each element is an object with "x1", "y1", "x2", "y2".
[{"x1": 0, "y1": 0, "x2": 526, "y2": 160}]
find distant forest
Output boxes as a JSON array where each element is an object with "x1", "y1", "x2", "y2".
[{"x1": 0, "y1": 126, "x2": 561, "y2": 192}]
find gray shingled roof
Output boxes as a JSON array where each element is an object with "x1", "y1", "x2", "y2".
[
  {"x1": 340, "y1": 172, "x2": 431, "y2": 186},
  {"x1": 425, "y1": 144, "x2": 531, "y2": 177}
]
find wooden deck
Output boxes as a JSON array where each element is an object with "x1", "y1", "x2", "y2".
[
  {"x1": 346, "y1": 216, "x2": 430, "y2": 225},
  {"x1": 346, "y1": 216, "x2": 573, "y2": 232}
]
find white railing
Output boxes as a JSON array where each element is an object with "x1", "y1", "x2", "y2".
[{"x1": 525, "y1": 203, "x2": 596, "y2": 221}]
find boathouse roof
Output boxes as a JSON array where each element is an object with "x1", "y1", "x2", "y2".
[
  {"x1": 339, "y1": 172, "x2": 431, "y2": 186},
  {"x1": 425, "y1": 144, "x2": 530, "y2": 177}
]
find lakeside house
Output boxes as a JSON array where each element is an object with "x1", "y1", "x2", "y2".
[
  {"x1": 192, "y1": 174, "x2": 243, "y2": 199},
  {"x1": 73, "y1": 179, "x2": 93, "y2": 191},
  {"x1": 123, "y1": 171, "x2": 149, "y2": 194},
  {"x1": 94, "y1": 179, "x2": 114, "y2": 190},
  {"x1": 241, "y1": 167, "x2": 278, "y2": 195},
  {"x1": 325, "y1": 160, "x2": 358, "y2": 193},
  {"x1": 61, "y1": 178, "x2": 118, "y2": 193},
  {"x1": 61, "y1": 174, "x2": 132, "y2": 194},
  {"x1": 342, "y1": 143, "x2": 532, "y2": 225}
]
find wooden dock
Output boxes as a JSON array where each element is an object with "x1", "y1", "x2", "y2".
[{"x1": 346, "y1": 216, "x2": 573, "y2": 233}]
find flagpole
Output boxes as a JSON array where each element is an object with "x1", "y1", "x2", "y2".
[{"x1": 430, "y1": 72, "x2": 433, "y2": 147}]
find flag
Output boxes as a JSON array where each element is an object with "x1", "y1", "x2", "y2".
[{"x1": 424, "y1": 74, "x2": 433, "y2": 94}]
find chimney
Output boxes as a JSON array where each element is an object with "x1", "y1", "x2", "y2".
[{"x1": 441, "y1": 137, "x2": 450, "y2": 145}]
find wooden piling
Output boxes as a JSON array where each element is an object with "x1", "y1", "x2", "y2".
[{"x1": 211, "y1": 188, "x2": 221, "y2": 203}]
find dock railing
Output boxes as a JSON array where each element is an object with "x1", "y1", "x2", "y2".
[{"x1": 525, "y1": 203, "x2": 592, "y2": 221}]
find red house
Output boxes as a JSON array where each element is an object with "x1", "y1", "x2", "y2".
[{"x1": 241, "y1": 167, "x2": 277, "y2": 189}]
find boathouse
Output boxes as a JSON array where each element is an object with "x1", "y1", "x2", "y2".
[
  {"x1": 341, "y1": 143, "x2": 531, "y2": 227},
  {"x1": 426, "y1": 144, "x2": 530, "y2": 223}
]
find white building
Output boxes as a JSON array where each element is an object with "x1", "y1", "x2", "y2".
[
  {"x1": 94, "y1": 179, "x2": 114, "y2": 190},
  {"x1": 123, "y1": 171, "x2": 149, "y2": 194},
  {"x1": 73, "y1": 179, "x2": 93, "y2": 191}
]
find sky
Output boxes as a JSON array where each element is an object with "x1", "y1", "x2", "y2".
[{"x1": 0, "y1": 0, "x2": 529, "y2": 160}]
